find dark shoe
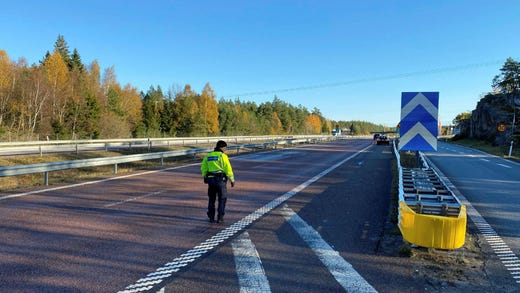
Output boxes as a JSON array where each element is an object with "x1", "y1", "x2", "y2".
[
  {"x1": 217, "y1": 216, "x2": 224, "y2": 223},
  {"x1": 207, "y1": 211, "x2": 215, "y2": 222}
]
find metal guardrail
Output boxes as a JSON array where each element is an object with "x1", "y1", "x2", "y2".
[
  {"x1": 0, "y1": 137, "x2": 334, "y2": 186},
  {"x1": 0, "y1": 135, "x2": 333, "y2": 156}
]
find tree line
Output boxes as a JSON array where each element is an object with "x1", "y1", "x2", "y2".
[{"x1": 0, "y1": 35, "x2": 386, "y2": 141}]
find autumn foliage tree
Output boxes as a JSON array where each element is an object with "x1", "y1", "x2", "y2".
[
  {"x1": 305, "y1": 114, "x2": 322, "y2": 134},
  {"x1": 0, "y1": 35, "x2": 334, "y2": 141}
]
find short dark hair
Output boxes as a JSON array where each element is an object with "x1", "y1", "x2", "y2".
[{"x1": 216, "y1": 140, "x2": 227, "y2": 149}]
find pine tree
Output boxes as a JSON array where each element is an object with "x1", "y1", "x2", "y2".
[{"x1": 492, "y1": 57, "x2": 520, "y2": 94}]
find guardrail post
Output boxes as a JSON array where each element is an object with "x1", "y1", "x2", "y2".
[
  {"x1": 114, "y1": 163, "x2": 118, "y2": 174},
  {"x1": 44, "y1": 172, "x2": 49, "y2": 186},
  {"x1": 160, "y1": 155, "x2": 164, "y2": 167},
  {"x1": 105, "y1": 143, "x2": 109, "y2": 152},
  {"x1": 76, "y1": 144, "x2": 79, "y2": 155},
  {"x1": 39, "y1": 146, "x2": 43, "y2": 157}
]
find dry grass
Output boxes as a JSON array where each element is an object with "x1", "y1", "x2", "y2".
[
  {"x1": 450, "y1": 137, "x2": 519, "y2": 162},
  {"x1": 0, "y1": 144, "x2": 267, "y2": 193}
]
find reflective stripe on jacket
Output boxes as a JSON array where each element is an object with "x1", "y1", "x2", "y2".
[{"x1": 201, "y1": 150, "x2": 234, "y2": 183}]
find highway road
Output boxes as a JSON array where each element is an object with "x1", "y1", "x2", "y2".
[
  {"x1": 3, "y1": 139, "x2": 518, "y2": 292},
  {"x1": 424, "y1": 141, "x2": 520, "y2": 288},
  {"x1": 0, "y1": 139, "x2": 418, "y2": 292}
]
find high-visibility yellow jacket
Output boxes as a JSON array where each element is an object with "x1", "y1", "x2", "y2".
[{"x1": 201, "y1": 150, "x2": 234, "y2": 183}]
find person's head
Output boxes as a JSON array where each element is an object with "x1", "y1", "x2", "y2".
[{"x1": 215, "y1": 140, "x2": 227, "y2": 152}]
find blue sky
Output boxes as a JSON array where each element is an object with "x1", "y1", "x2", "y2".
[{"x1": 2, "y1": 1, "x2": 519, "y2": 126}]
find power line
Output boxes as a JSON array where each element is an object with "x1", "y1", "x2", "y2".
[{"x1": 224, "y1": 60, "x2": 505, "y2": 98}]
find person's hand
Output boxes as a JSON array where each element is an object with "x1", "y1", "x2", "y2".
[
  {"x1": 203, "y1": 177, "x2": 208, "y2": 184},
  {"x1": 231, "y1": 181, "x2": 235, "y2": 188}
]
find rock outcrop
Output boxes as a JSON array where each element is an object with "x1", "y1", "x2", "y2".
[{"x1": 468, "y1": 93, "x2": 519, "y2": 145}]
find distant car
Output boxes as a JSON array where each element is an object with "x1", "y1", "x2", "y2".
[
  {"x1": 373, "y1": 133, "x2": 381, "y2": 140},
  {"x1": 376, "y1": 135, "x2": 390, "y2": 145}
]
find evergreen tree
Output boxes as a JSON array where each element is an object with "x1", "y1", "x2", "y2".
[
  {"x1": 70, "y1": 48, "x2": 85, "y2": 72},
  {"x1": 79, "y1": 93, "x2": 101, "y2": 138},
  {"x1": 107, "y1": 87, "x2": 125, "y2": 116},
  {"x1": 492, "y1": 58, "x2": 520, "y2": 95},
  {"x1": 54, "y1": 35, "x2": 73, "y2": 69},
  {"x1": 142, "y1": 86, "x2": 164, "y2": 136}
]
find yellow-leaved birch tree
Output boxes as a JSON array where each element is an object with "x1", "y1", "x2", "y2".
[
  {"x1": 199, "y1": 83, "x2": 219, "y2": 135},
  {"x1": 0, "y1": 50, "x2": 15, "y2": 127},
  {"x1": 305, "y1": 114, "x2": 322, "y2": 134},
  {"x1": 43, "y1": 50, "x2": 70, "y2": 125}
]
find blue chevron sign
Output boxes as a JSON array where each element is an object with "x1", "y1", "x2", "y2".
[{"x1": 399, "y1": 92, "x2": 439, "y2": 151}]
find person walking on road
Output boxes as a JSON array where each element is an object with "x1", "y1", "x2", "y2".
[{"x1": 201, "y1": 140, "x2": 235, "y2": 223}]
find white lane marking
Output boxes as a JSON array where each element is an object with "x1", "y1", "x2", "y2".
[
  {"x1": 118, "y1": 144, "x2": 373, "y2": 292},
  {"x1": 104, "y1": 191, "x2": 164, "y2": 207},
  {"x1": 232, "y1": 231, "x2": 271, "y2": 293},
  {"x1": 479, "y1": 158, "x2": 490, "y2": 162},
  {"x1": 498, "y1": 163, "x2": 512, "y2": 169},
  {"x1": 424, "y1": 156, "x2": 520, "y2": 286},
  {"x1": 442, "y1": 142, "x2": 520, "y2": 167},
  {"x1": 0, "y1": 163, "x2": 200, "y2": 201},
  {"x1": 281, "y1": 206, "x2": 377, "y2": 292},
  {"x1": 235, "y1": 150, "x2": 302, "y2": 162}
]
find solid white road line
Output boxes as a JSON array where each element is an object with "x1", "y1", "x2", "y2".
[
  {"x1": 232, "y1": 231, "x2": 271, "y2": 293},
  {"x1": 281, "y1": 205, "x2": 378, "y2": 293}
]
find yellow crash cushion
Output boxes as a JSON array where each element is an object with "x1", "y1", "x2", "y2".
[{"x1": 398, "y1": 201, "x2": 466, "y2": 250}]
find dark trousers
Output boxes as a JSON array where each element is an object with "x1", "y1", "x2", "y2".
[{"x1": 207, "y1": 178, "x2": 227, "y2": 220}]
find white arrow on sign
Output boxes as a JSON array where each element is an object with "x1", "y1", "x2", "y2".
[
  {"x1": 400, "y1": 92, "x2": 438, "y2": 120},
  {"x1": 399, "y1": 122, "x2": 438, "y2": 150}
]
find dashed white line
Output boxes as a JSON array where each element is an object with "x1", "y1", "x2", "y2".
[
  {"x1": 497, "y1": 163, "x2": 512, "y2": 169},
  {"x1": 103, "y1": 191, "x2": 165, "y2": 207}
]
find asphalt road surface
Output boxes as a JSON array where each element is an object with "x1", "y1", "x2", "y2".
[
  {"x1": 424, "y1": 141, "x2": 520, "y2": 288},
  {"x1": 1, "y1": 139, "x2": 476, "y2": 292}
]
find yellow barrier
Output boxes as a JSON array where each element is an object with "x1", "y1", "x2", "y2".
[{"x1": 398, "y1": 201, "x2": 467, "y2": 249}]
